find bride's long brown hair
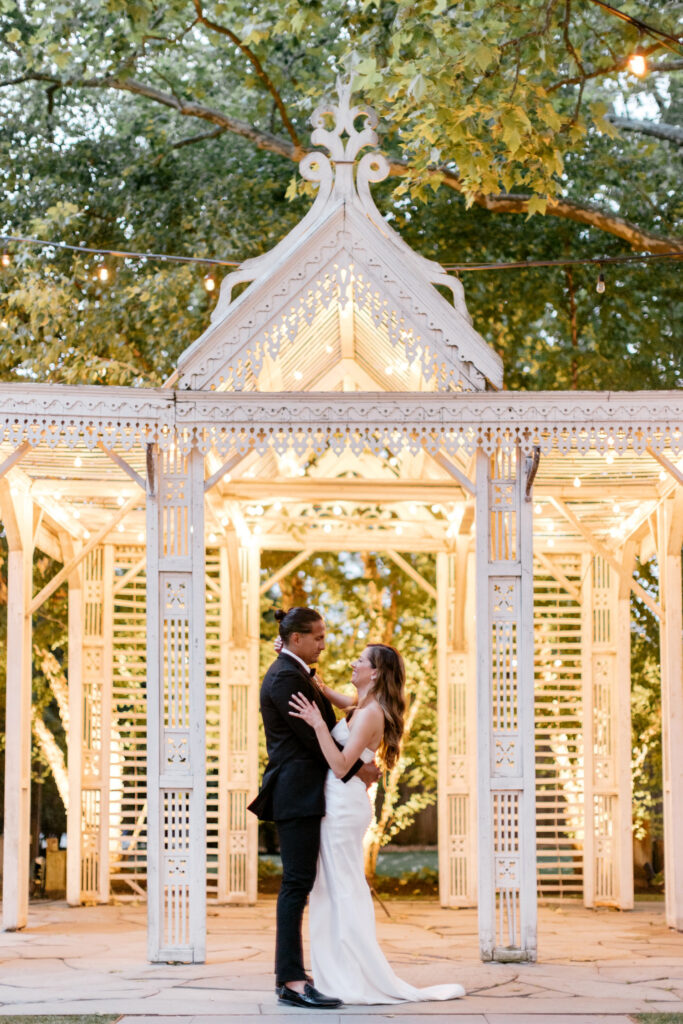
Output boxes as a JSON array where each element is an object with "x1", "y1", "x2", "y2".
[{"x1": 366, "y1": 644, "x2": 406, "y2": 771}]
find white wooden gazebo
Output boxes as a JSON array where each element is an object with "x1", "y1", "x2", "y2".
[{"x1": 1, "y1": 86, "x2": 682, "y2": 965}]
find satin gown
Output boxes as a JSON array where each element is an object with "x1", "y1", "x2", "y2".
[{"x1": 308, "y1": 718, "x2": 465, "y2": 1005}]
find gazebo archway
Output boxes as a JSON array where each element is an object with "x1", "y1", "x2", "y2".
[{"x1": 1, "y1": 86, "x2": 681, "y2": 966}]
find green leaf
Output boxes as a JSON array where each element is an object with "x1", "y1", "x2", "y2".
[{"x1": 525, "y1": 194, "x2": 548, "y2": 217}]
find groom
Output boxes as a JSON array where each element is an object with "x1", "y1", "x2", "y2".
[{"x1": 248, "y1": 606, "x2": 378, "y2": 1010}]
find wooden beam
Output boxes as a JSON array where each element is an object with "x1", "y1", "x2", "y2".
[
  {"x1": 385, "y1": 549, "x2": 437, "y2": 600},
  {"x1": 668, "y1": 490, "x2": 683, "y2": 556},
  {"x1": 259, "y1": 550, "x2": 312, "y2": 596},
  {"x1": 647, "y1": 444, "x2": 683, "y2": 488},
  {"x1": 429, "y1": 450, "x2": 475, "y2": 496},
  {"x1": 30, "y1": 494, "x2": 141, "y2": 613},
  {"x1": 533, "y1": 549, "x2": 581, "y2": 603},
  {"x1": 112, "y1": 555, "x2": 146, "y2": 595},
  {"x1": 549, "y1": 496, "x2": 661, "y2": 620},
  {"x1": 0, "y1": 478, "x2": 22, "y2": 551},
  {"x1": 204, "y1": 449, "x2": 252, "y2": 493},
  {"x1": 0, "y1": 441, "x2": 31, "y2": 481},
  {"x1": 225, "y1": 528, "x2": 245, "y2": 644},
  {"x1": 97, "y1": 442, "x2": 146, "y2": 490}
]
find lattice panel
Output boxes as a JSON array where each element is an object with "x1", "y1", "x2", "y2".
[
  {"x1": 163, "y1": 789, "x2": 191, "y2": 949},
  {"x1": 160, "y1": 448, "x2": 190, "y2": 560},
  {"x1": 447, "y1": 653, "x2": 467, "y2": 784},
  {"x1": 110, "y1": 547, "x2": 148, "y2": 900},
  {"x1": 490, "y1": 577, "x2": 520, "y2": 779},
  {"x1": 205, "y1": 550, "x2": 221, "y2": 902},
  {"x1": 592, "y1": 557, "x2": 612, "y2": 645},
  {"x1": 493, "y1": 791, "x2": 521, "y2": 949},
  {"x1": 80, "y1": 788, "x2": 100, "y2": 897},
  {"x1": 594, "y1": 794, "x2": 615, "y2": 901},
  {"x1": 534, "y1": 554, "x2": 584, "y2": 898},
  {"x1": 584, "y1": 552, "x2": 622, "y2": 907},
  {"x1": 489, "y1": 449, "x2": 518, "y2": 563},
  {"x1": 447, "y1": 794, "x2": 469, "y2": 900},
  {"x1": 80, "y1": 547, "x2": 105, "y2": 900}
]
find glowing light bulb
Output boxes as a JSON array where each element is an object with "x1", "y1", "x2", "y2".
[
  {"x1": 596, "y1": 272, "x2": 605, "y2": 294},
  {"x1": 628, "y1": 52, "x2": 647, "y2": 77},
  {"x1": 1, "y1": 251, "x2": 10, "y2": 268},
  {"x1": 323, "y1": 522, "x2": 332, "y2": 533},
  {"x1": 547, "y1": 537, "x2": 555, "y2": 547},
  {"x1": 204, "y1": 273, "x2": 216, "y2": 292},
  {"x1": 333, "y1": 505, "x2": 342, "y2": 516},
  {"x1": 83, "y1": 529, "x2": 90, "y2": 539},
  {"x1": 659, "y1": 469, "x2": 667, "y2": 481},
  {"x1": 72, "y1": 509, "x2": 81, "y2": 520},
  {"x1": 293, "y1": 370, "x2": 303, "y2": 380},
  {"x1": 612, "y1": 502, "x2": 620, "y2": 515},
  {"x1": 573, "y1": 476, "x2": 581, "y2": 488},
  {"x1": 396, "y1": 524, "x2": 403, "y2": 536},
  {"x1": 534, "y1": 503, "x2": 543, "y2": 514},
  {"x1": 606, "y1": 451, "x2": 615, "y2": 464},
  {"x1": 116, "y1": 495, "x2": 125, "y2": 506},
  {"x1": 117, "y1": 522, "x2": 124, "y2": 533},
  {"x1": 97, "y1": 266, "x2": 109, "y2": 282},
  {"x1": 273, "y1": 501, "x2": 282, "y2": 512},
  {"x1": 137, "y1": 531, "x2": 145, "y2": 542},
  {"x1": 385, "y1": 365, "x2": 394, "y2": 375},
  {"x1": 74, "y1": 455, "x2": 83, "y2": 468},
  {"x1": 208, "y1": 532, "x2": 217, "y2": 543}
]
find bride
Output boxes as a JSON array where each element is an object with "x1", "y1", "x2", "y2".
[{"x1": 288, "y1": 642, "x2": 465, "y2": 1005}]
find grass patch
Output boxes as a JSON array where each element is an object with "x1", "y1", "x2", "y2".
[
  {"x1": 0, "y1": 1017, "x2": 118, "y2": 1024},
  {"x1": 633, "y1": 1015, "x2": 683, "y2": 1023}
]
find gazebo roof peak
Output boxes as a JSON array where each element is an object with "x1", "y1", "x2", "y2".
[{"x1": 172, "y1": 81, "x2": 503, "y2": 393}]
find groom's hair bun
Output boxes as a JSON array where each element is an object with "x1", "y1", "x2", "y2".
[
  {"x1": 273, "y1": 609, "x2": 286, "y2": 623},
  {"x1": 276, "y1": 606, "x2": 323, "y2": 641}
]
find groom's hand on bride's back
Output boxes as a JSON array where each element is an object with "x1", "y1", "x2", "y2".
[{"x1": 356, "y1": 761, "x2": 381, "y2": 788}]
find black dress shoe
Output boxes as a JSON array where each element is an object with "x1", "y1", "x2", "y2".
[{"x1": 277, "y1": 982, "x2": 342, "y2": 1009}]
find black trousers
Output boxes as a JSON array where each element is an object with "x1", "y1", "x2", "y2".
[{"x1": 275, "y1": 815, "x2": 321, "y2": 985}]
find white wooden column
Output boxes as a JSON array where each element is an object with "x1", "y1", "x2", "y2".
[
  {"x1": 67, "y1": 545, "x2": 114, "y2": 904},
  {"x1": 146, "y1": 442, "x2": 207, "y2": 962},
  {"x1": 218, "y1": 532, "x2": 259, "y2": 904},
  {"x1": 0, "y1": 482, "x2": 33, "y2": 930},
  {"x1": 580, "y1": 553, "x2": 633, "y2": 909},
  {"x1": 475, "y1": 445, "x2": 536, "y2": 962},
  {"x1": 66, "y1": 538, "x2": 83, "y2": 906},
  {"x1": 657, "y1": 495, "x2": 683, "y2": 930},
  {"x1": 437, "y1": 539, "x2": 477, "y2": 906}
]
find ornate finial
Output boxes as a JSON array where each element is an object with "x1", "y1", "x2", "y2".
[{"x1": 299, "y1": 76, "x2": 389, "y2": 203}]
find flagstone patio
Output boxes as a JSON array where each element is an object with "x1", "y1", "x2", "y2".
[{"x1": 0, "y1": 898, "x2": 681, "y2": 1021}]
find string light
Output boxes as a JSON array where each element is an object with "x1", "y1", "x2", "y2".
[
  {"x1": 534, "y1": 502, "x2": 543, "y2": 514},
  {"x1": 97, "y1": 265, "x2": 110, "y2": 282},
  {"x1": 74, "y1": 455, "x2": 83, "y2": 468},
  {"x1": 596, "y1": 270, "x2": 606, "y2": 294},
  {"x1": 628, "y1": 50, "x2": 647, "y2": 77},
  {"x1": 0, "y1": 234, "x2": 680, "y2": 279},
  {"x1": 573, "y1": 476, "x2": 582, "y2": 488}
]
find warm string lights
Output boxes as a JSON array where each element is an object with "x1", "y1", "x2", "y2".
[{"x1": 1, "y1": 234, "x2": 680, "y2": 294}]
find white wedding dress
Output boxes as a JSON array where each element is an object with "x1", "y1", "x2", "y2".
[{"x1": 309, "y1": 717, "x2": 465, "y2": 1005}]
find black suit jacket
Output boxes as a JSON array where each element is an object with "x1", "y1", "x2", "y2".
[{"x1": 248, "y1": 653, "x2": 358, "y2": 821}]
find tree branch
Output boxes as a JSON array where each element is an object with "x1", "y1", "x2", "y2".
[
  {"x1": 4, "y1": 71, "x2": 681, "y2": 254},
  {"x1": 606, "y1": 116, "x2": 683, "y2": 146},
  {"x1": 388, "y1": 160, "x2": 683, "y2": 254},
  {"x1": 192, "y1": 0, "x2": 302, "y2": 153}
]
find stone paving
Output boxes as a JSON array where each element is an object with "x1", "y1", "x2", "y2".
[{"x1": 0, "y1": 897, "x2": 681, "y2": 1022}]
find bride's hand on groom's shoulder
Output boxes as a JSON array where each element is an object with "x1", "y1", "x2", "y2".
[
  {"x1": 289, "y1": 691, "x2": 324, "y2": 730},
  {"x1": 273, "y1": 636, "x2": 283, "y2": 654}
]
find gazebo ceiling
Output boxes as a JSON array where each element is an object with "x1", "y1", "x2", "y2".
[{"x1": 1, "y1": 423, "x2": 679, "y2": 562}]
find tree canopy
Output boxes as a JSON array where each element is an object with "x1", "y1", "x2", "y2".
[{"x1": 0, "y1": 0, "x2": 681, "y2": 389}]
